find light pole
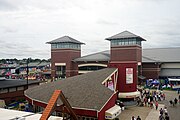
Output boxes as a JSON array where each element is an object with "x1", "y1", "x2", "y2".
[{"x1": 26, "y1": 58, "x2": 29, "y2": 89}]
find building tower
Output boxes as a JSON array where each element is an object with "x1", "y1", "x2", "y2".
[
  {"x1": 47, "y1": 36, "x2": 84, "y2": 79},
  {"x1": 106, "y1": 31, "x2": 146, "y2": 99}
]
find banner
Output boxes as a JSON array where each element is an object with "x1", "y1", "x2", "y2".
[{"x1": 126, "y1": 68, "x2": 133, "y2": 84}]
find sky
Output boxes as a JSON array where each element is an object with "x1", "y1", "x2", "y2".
[{"x1": 0, "y1": 0, "x2": 180, "y2": 59}]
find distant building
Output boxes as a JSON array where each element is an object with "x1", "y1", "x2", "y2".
[{"x1": 0, "y1": 78, "x2": 40, "y2": 105}]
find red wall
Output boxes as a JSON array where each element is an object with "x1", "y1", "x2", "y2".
[
  {"x1": 0, "y1": 90, "x2": 24, "y2": 104},
  {"x1": 109, "y1": 63, "x2": 137, "y2": 92},
  {"x1": 25, "y1": 97, "x2": 98, "y2": 117},
  {"x1": 73, "y1": 108, "x2": 97, "y2": 117},
  {"x1": 111, "y1": 45, "x2": 142, "y2": 62},
  {"x1": 51, "y1": 49, "x2": 81, "y2": 78},
  {"x1": 98, "y1": 93, "x2": 117, "y2": 120},
  {"x1": 142, "y1": 63, "x2": 160, "y2": 79}
]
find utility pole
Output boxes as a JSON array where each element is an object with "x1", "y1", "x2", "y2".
[{"x1": 26, "y1": 58, "x2": 29, "y2": 89}]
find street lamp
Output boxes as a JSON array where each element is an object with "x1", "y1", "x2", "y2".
[{"x1": 26, "y1": 58, "x2": 30, "y2": 89}]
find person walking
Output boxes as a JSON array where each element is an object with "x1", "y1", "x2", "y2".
[
  {"x1": 159, "y1": 108, "x2": 163, "y2": 115},
  {"x1": 131, "y1": 116, "x2": 136, "y2": 120},
  {"x1": 155, "y1": 101, "x2": 159, "y2": 110},
  {"x1": 163, "y1": 106, "x2": 168, "y2": 115},
  {"x1": 159, "y1": 114, "x2": 165, "y2": 120},
  {"x1": 165, "y1": 113, "x2": 170, "y2": 120},
  {"x1": 136, "y1": 116, "x2": 141, "y2": 120},
  {"x1": 174, "y1": 98, "x2": 178, "y2": 105}
]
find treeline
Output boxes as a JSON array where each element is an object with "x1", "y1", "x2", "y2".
[{"x1": 0, "y1": 58, "x2": 51, "y2": 64}]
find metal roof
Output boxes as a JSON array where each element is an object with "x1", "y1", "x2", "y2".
[
  {"x1": 105, "y1": 31, "x2": 146, "y2": 41},
  {"x1": 25, "y1": 68, "x2": 117, "y2": 111},
  {"x1": 74, "y1": 47, "x2": 180, "y2": 63},
  {"x1": 46, "y1": 36, "x2": 85, "y2": 44},
  {"x1": 37, "y1": 62, "x2": 50, "y2": 67},
  {"x1": 142, "y1": 48, "x2": 180, "y2": 63},
  {"x1": 0, "y1": 79, "x2": 40, "y2": 89},
  {"x1": 74, "y1": 50, "x2": 110, "y2": 62}
]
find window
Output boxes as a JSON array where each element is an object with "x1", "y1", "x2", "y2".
[
  {"x1": 51, "y1": 43, "x2": 81, "y2": 49},
  {"x1": 51, "y1": 44, "x2": 57, "y2": 49},
  {"x1": 56, "y1": 66, "x2": 66, "y2": 78},
  {"x1": 9, "y1": 87, "x2": 16, "y2": 92},
  {"x1": 79, "y1": 66, "x2": 106, "y2": 71},
  {"x1": 0, "y1": 88, "x2": 8, "y2": 93},
  {"x1": 111, "y1": 38, "x2": 141, "y2": 46}
]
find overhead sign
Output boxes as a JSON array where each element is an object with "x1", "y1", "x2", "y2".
[{"x1": 126, "y1": 68, "x2": 133, "y2": 84}]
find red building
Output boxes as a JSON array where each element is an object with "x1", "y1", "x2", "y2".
[
  {"x1": 25, "y1": 31, "x2": 148, "y2": 119},
  {"x1": 46, "y1": 36, "x2": 84, "y2": 79},
  {"x1": 25, "y1": 68, "x2": 121, "y2": 120},
  {"x1": 0, "y1": 78, "x2": 40, "y2": 105},
  {"x1": 105, "y1": 31, "x2": 146, "y2": 99}
]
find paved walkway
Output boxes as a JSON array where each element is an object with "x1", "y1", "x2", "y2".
[
  {"x1": 119, "y1": 90, "x2": 179, "y2": 120},
  {"x1": 145, "y1": 104, "x2": 164, "y2": 120}
]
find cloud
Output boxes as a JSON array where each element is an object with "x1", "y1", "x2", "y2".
[
  {"x1": 0, "y1": 39, "x2": 49, "y2": 59},
  {"x1": 0, "y1": 0, "x2": 18, "y2": 11},
  {"x1": 96, "y1": 19, "x2": 119, "y2": 26},
  {"x1": 0, "y1": 0, "x2": 180, "y2": 59}
]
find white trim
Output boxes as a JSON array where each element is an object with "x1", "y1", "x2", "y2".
[
  {"x1": 118, "y1": 91, "x2": 140, "y2": 98},
  {"x1": 102, "y1": 68, "x2": 118, "y2": 84},
  {"x1": 78, "y1": 70, "x2": 93, "y2": 74},
  {"x1": 78, "y1": 63, "x2": 107, "y2": 67},
  {"x1": 98, "y1": 92, "x2": 117, "y2": 113},
  {"x1": 114, "y1": 71, "x2": 118, "y2": 92},
  {"x1": 55, "y1": 63, "x2": 66, "y2": 66},
  {"x1": 71, "y1": 106, "x2": 98, "y2": 111}
]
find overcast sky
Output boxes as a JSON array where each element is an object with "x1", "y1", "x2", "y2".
[{"x1": 0, "y1": 0, "x2": 180, "y2": 59}]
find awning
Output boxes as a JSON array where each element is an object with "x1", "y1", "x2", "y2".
[
  {"x1": 105, "y1": 105, "x2": 121, "y2": 119},
  {"x1": 118, "y1": 91, "x2": 140, "y2": 98},
  {"x1": 168, "y1": 78, "x2": 180, "y2": 82},
  {"x1": 138, "y1": 75, "x2": 146, "y2": 80}
]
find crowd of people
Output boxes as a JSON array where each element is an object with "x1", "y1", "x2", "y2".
[
  {"x1": 136, "y1": 89, "x2": 165, "y2": 108},
  {"x1": 119, "y1": 88, "x2": 180, "y2": 120},
  {"x1": 159, "y1": 107, "x2": 169, "y2": 120}
]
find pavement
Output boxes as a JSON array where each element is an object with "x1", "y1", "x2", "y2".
[
  {"x1": 145, "y1": 104, "x2": 164, "y2": 120},
  {"x1": 119, "y1": 90, "x2": 179, "y2": 120}
]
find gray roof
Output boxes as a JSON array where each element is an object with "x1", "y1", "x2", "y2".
[
  {"x1": 25, "y1": 68, "x2": 117, "y2": 111},
  {"x1": 46, "y1": 36, "x2": 85, "y2": 44},
  {"x1": 105, "y1": 30, "x2": 146, "y2": 41},
  {"x1": 16, "y1": 62, "x2": 50, "y2": 69},
  {"x1": 74, "y1": 50, "x2": 110, "y2": 62},
  {"x1": 37, "y1": 62, "x2": 50, "y2": 67},
  {"x1": 74, "y1": 47, "x2": 180, "y2": 63},
  {"x1": 0, "y1": 79, "x2": 40, "y2": 89},
  {"x1": 142, "y1": 48, "x2": 180, "y2": 63}
]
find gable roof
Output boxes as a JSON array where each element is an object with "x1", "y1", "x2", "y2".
[
  {"x1": 46, "y1": 36, "x2": 85, "y2": 44},
  {"x1": 25, "y1": 68, "x2": 117, "y2": 111},
  {"x1": 105, "y1": 31, "x2": 146, "y2": 41}
]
